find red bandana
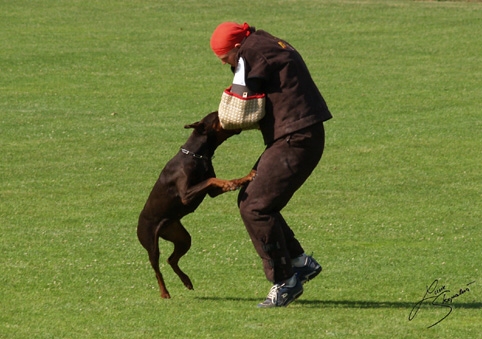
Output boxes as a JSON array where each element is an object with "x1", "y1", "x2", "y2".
[{"x1": 210, "y1": 22, "x2": 251, "y2": 57}]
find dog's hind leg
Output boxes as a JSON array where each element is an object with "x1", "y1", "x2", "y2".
[
  {"x1": 159, "y1": 219, "x2": 194, "y2": 291},
  {"x1": 137, "y1": 219, "x2": 171, "y2": 299}
]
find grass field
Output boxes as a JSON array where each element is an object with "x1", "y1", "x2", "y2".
[{"x1": 1, "y1": 0, "x2": 481, "y2": 338}]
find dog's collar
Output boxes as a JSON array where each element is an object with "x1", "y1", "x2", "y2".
[{"x1": 180, "y1": 147, "x2": 212, "y2": 160}]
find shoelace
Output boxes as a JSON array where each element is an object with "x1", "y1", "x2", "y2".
[{"x1": 266, "y1": 284, "x2": 281, "y2": 301}]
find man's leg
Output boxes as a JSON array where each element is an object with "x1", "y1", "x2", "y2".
[{"x1": 238, "y1": 123, "x2": 325, "y2": 306}]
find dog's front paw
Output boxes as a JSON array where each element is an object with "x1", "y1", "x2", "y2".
[
  {"x1": 222, "y1": 180, "x2": 239, "y2": 192},
  {"x1": 230, "y1": 169, "x2": 257, "y2": 187},
  {"x1": 246, "y1": 169, "x2": 257, "y2": 182}
]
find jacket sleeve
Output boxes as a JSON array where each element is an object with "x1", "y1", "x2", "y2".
[{"x1": 242, "y1": 50, "x2": 270, "y2": 93}]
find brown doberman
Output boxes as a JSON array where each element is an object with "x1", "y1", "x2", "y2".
[{"x1": 137, "y1": 111, "x2": 256, "y2": 299}]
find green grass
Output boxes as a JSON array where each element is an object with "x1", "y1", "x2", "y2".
[{"x1": 1, "y1": 0, "x2": 481, "y2": 338}]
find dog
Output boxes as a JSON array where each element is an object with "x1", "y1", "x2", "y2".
[{"x1": 137, "y1": 111, "x2": 256, "y2": 299}]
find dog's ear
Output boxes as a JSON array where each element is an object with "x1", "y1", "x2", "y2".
[
  {"x1": 184, "y1": 121, "x2": 206, "y2": 134},
  {"x1": 184, "y1": 121, "x2": 199, "y2": 129}
]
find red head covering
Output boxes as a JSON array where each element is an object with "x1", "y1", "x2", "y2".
[{"x1": 210, "y1": 22, "x2": 251, "y2": 57}]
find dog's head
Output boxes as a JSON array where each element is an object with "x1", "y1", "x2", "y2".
[{"x1": 184, "y1": 111, "x2": 241, "y2": 147}]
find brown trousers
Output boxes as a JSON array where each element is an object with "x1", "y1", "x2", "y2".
[{"x1": 237, "y1": 122, "x2": 325, "y2": 283}]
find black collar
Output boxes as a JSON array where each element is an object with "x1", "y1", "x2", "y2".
[{"x1": 180, "y1": 147, "x2": 212, "y2": 160}]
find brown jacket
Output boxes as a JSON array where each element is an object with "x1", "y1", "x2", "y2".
[{"x1": 237, "y1": 30, "x2": 332, "y2": 144}]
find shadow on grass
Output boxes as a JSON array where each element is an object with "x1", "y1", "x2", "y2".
[
  {"x1": 195, "y1": 297, "x2": 482, "y2": 309},
  {"x1": 296, "y1": 299, "x2": 482, "y2": 309}
]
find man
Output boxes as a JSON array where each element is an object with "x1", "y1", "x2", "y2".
[{"x1": 210, "y1": 22, "x2": 333, "y2": 307}]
